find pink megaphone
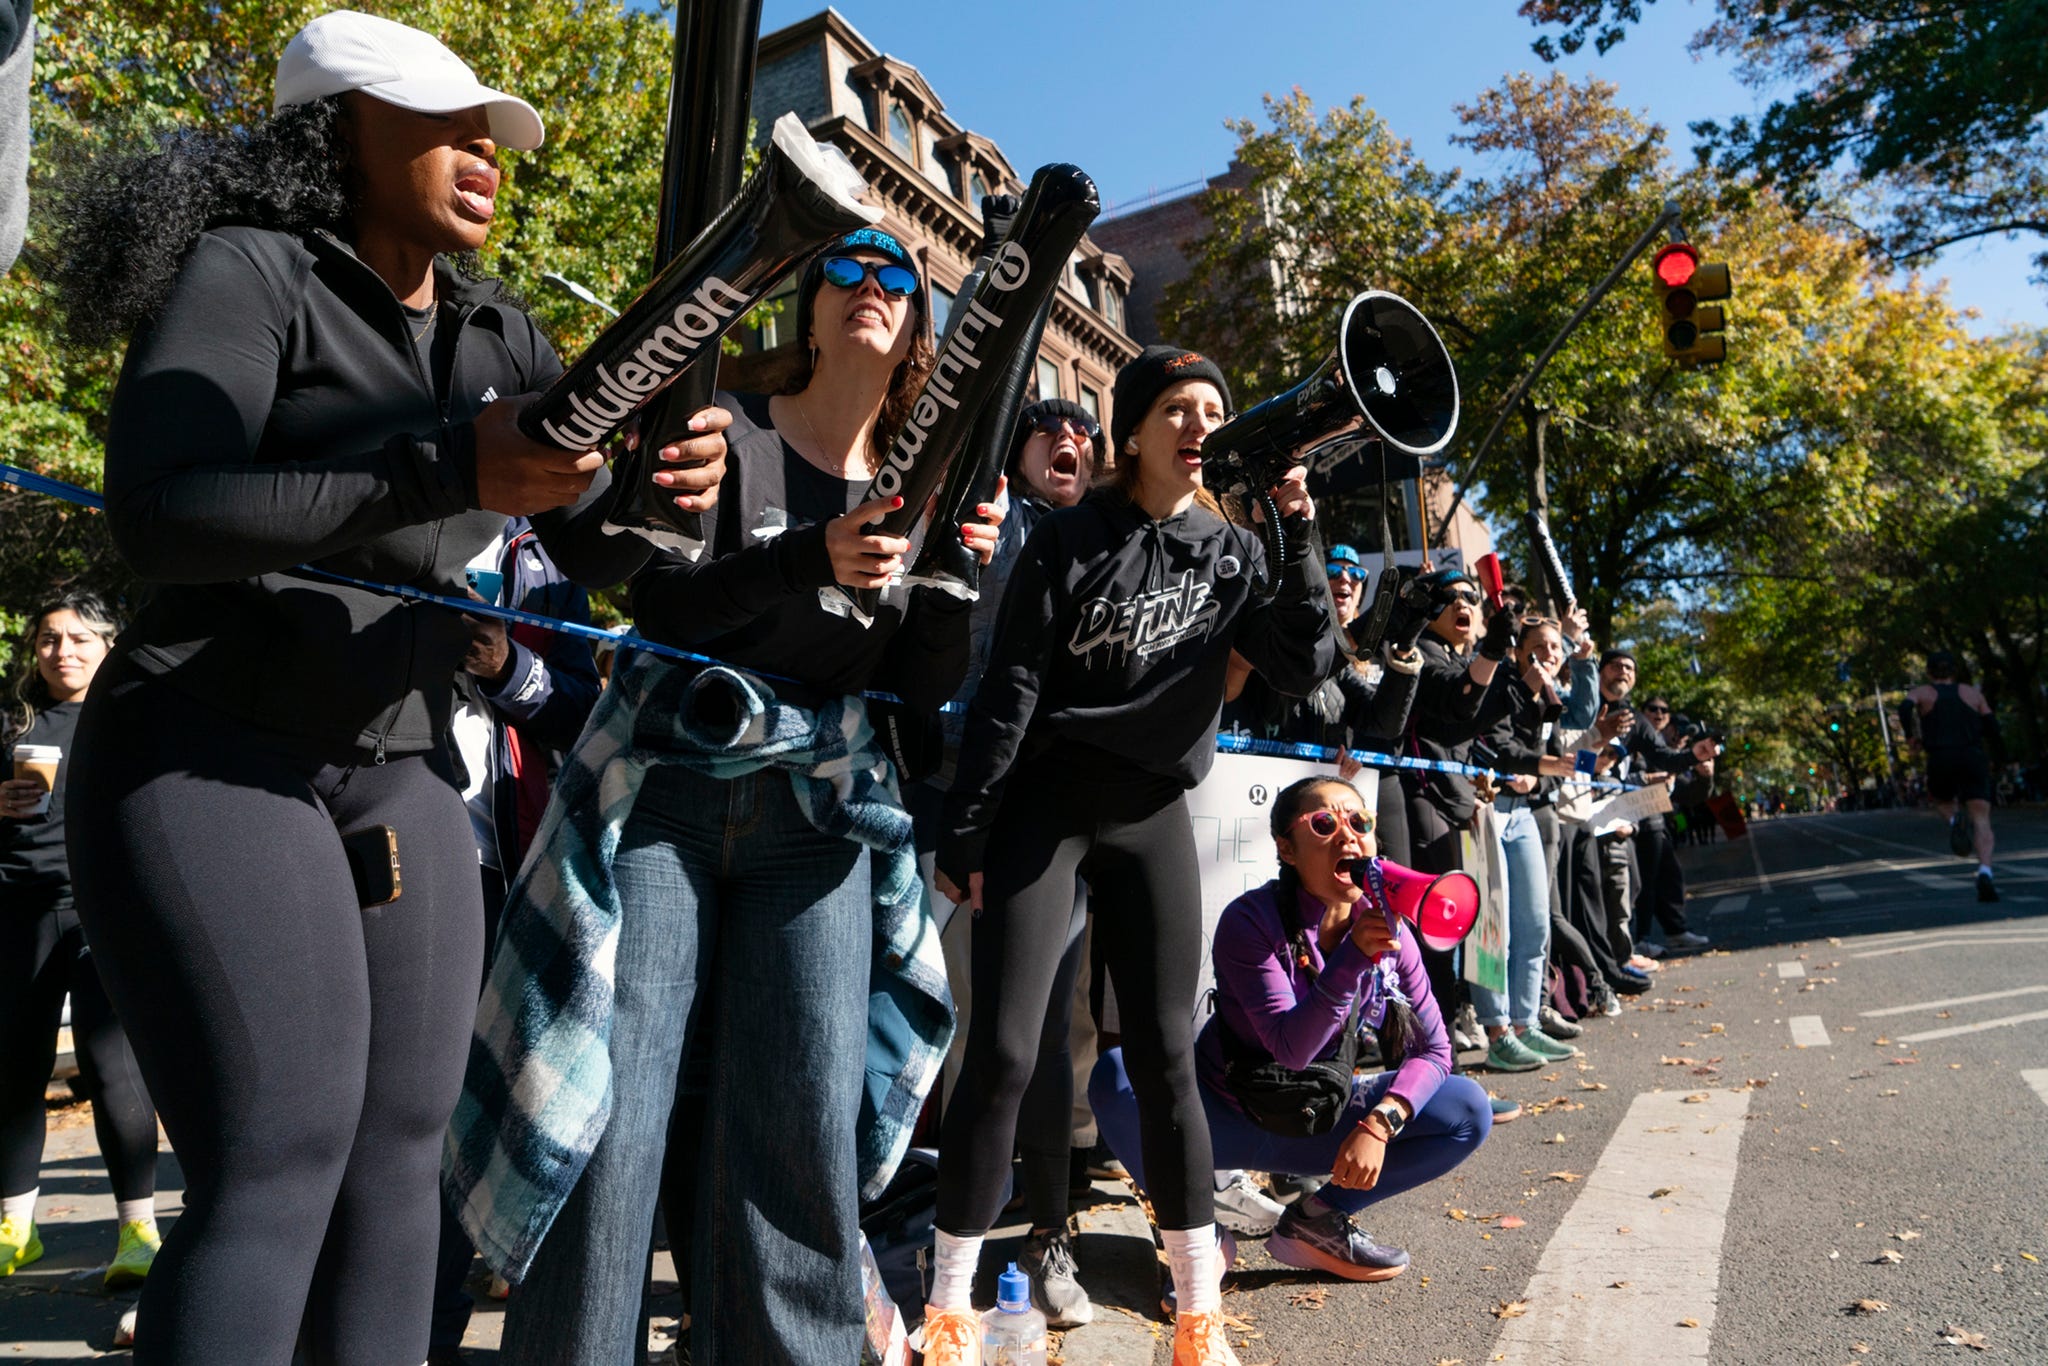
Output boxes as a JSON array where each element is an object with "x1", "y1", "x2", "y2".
[{"x1": 1345, "y1": 857, "x2": 1480, "y2": 952}]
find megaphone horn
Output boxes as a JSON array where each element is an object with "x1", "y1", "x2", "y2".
[
  {"x1": 1345, "y1": 856, "x2": 1479, "y2": 953},
  {"x1": 1199, "y1": 289, "x2": 1460, "y2": 568}
]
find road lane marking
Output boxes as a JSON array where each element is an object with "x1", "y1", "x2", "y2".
[
  {"x1": 1790, "y1": 1016, "x2": 1831, "y2": 1047},
  {"x1": 1907, "y1": 873, "x2": 1958, "y2": 891},
  {"x1": 1491, "y1": 1088, "x2": 1752, "y2": 1365},
  {"x1": 1777, "y1": 962, "x2": 1806, "y2": 979},
  {"x1": 1895, "y1": 1009, "x2": 2048, "y2": 1043},
  {"x1": 1748, "y1": 827, "x2": 1772, "y2": 894},
  {"x1": 1812, "y1": 882, "x2": 1856, "y2": 903},
  {"x1": 1710, "y1": 894, "x2": 1751, "y2": 916},
  {"x1": 2024, "y1": 1070, "x2": 2048, "y2": 1108},
  {"x1": 1852, "y1": 936, "x2": 2048, "y2": 959},
  {"x1": 1861, "y1": 985, "x2": 2048, "y2": 1018}
]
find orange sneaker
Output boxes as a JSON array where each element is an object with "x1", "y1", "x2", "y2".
[
  {"x1": 1171, "y1": 1308, "x2": 1242, "y2": 1365},
  {"x1": 917, "y1": 1305, "x2": 982, "y2": 1365}
]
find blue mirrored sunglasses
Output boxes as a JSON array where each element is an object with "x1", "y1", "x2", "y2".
[
  {"x1": 820, "y1": 255, "x2": 919, "y2": 297},
  {"x1": 1326, "y1": 563, "x2": 1365, "y2": 581}
]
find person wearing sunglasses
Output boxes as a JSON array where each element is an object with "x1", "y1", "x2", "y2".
[
  {"x1": 927, "y1": 346, "x2": 1332, "y2": 1365},
  {"x1": 1089, "y1": 775, "x2": 1488, "y2": 1284},
  {"x1": 479, "y1": 225, "x2": 1001, "y2": 1364}
]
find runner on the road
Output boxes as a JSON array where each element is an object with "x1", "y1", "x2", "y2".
[{"x1": 1902, "y1": 651, "x2": 2000, "y2": 902}]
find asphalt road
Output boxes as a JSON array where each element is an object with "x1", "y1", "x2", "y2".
[{"x1": 6, "y1": 807, "x2": 2045, "y2": 1363}]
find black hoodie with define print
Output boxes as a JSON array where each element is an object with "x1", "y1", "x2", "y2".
[{"x1": 937, "y1": 490, "x2": 1334, "y2": 886}]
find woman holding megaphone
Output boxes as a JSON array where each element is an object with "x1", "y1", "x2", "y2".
[{"x1": 1089, "y1": 775, "x2": 1490, "y2": 1282}]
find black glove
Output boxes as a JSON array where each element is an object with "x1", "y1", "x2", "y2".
[{"x1": 1477, "y1": 604, "x2": 1517, "y2": 661}]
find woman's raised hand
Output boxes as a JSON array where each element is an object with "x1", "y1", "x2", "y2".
[{"x1": 826, "y1": 494, "x2": 910, "y2": 589}]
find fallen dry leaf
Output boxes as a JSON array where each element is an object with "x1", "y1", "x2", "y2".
[
  {"x1": 1544, "y1": 1132, "x2": 1568, "y2": 1144},
  {"x1": 2021, "y1": 1252, "x2": 2040, "y2": 1263},
  {"x1": 1850, "y1": 1343, "x2": 1870, "y2": 1355},
  {"x1": 1879, "y1": 1089, "x2": 1901, "y2": 1097},
  {"x1": 1498, "y1": 1215, "x2": 1525, "y2": 1229},
  {"x1": 1492, "y1": 1299, "x2": 1531, "y2": 1320},
  {"x1": 1288, "y1": 1285, "x2": 1328, "y2": 1311},
  {"x1": 1546, "y1": 1171, "x2": 1583, "y2": 1183},
  {"x1": 1650, "y1": 1186, "x2": 1680, "y2": 1199},
  {"x1": 1849, "y1": 1298, "x2": 1889, "y2": 1315},
  {"x1": 1938, "y1": 1325, "x2": 1988, "y2": 1350},
  {"x1": 1660, "y1": 1056, "x2": 1689, "y2": 1066},
  {"x1": 1872, "y1": 1251, "x2": 1903, "y2": 1265},
  {"x1": 1683, "y1": 1093, "x2": 1710, "y2": 1104},
  {"x1": 1609, "y1": 1280, "x2": 1631, "y2": 1289},
  {"x1": 1936, "y1": 1010, "x2": 1954, "y2": 1019},
  {"x1": 1678, "y1": 1317, "x2": 1700, "y2": 1328},
  {"x1": 1447, "y1": 1208, "x2": 1469, "y2": 1221},
  {"x1": 1893, "y1": 1231, "x2": 1922, "y2": 1242},
  {"x1": 1646, "y1": 1124, "x2": 1679, "y2": 1133},
  {"x1": 1579, "y1": 1080, "x2": 1608, "y2": 1091},
  {"x1": 1890, "y1": 1057, "x2": 1919, "y2": 1066}
]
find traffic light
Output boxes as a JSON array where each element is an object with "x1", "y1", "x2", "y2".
[
  {"x1": 1650, "y1": 243, "x2": 1731, "y2": 367},
  {"x1": 1828, "y1": 721, "x2": 1841, "y2": 733}
]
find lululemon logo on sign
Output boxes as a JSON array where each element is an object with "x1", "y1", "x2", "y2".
[
  {"x1": 987, "y1": 243, "x2": 1029, "y2": 291},
  {"x1": 1248, "y1": 784, "x2": 1269, "y2": 807},
  {"x1": 1217, "y1": 555, "x2": 1241, "y2": 580}
]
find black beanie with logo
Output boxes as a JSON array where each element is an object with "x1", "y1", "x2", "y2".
[{"x1": 1109, "y1": 345, "x2": 1232, "y2": 458}]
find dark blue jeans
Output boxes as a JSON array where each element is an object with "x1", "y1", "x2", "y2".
[
  {"x1": 502, "y1": 764, "x2": 872, "y2": 1366},
  {"x1": 1089, "y1": 1048, "x2": 1490, "y2": 1217}
]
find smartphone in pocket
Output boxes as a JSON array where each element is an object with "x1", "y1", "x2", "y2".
[
  {"x1": 1574, "y1": 749, "x2": 1599, "y2": 777},
  {"x1": 340, "y1": 825, "x2": 403, "y2": 908}
]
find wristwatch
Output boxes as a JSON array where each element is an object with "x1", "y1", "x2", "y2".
[{"x1": 1367, "y1": 1102, "x2": 1407, "y2": 1139}]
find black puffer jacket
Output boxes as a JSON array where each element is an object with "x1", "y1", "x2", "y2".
[{"x1": 102, "y1": 226, "x2": 645, "y2": 758}]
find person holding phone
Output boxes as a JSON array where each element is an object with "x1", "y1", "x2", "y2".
[
  {"x1": 1, "y1": 595, "x2": 162, "y2": 1289},
  {"x1": 468, "y1": 227, "x2": 1000, "y2": 1364},
  {"x1": 50, "y1": 14, "x2": 730, "y2": 1361},
  {"x1": 922, "y1": 346, "x2": 1333, "y2": 1366}
]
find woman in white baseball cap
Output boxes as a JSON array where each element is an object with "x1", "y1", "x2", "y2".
[{"x1": 47, "y1": 11, "x2": 732, "y2": 1364}]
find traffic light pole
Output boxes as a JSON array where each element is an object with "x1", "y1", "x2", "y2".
[{"x1": 1434, "y1": 199, "x2": 1685, "y2": 544}]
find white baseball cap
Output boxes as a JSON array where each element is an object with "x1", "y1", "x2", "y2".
[{"x1": 274, "y1": 10, "x2": 544, "y2": 151}]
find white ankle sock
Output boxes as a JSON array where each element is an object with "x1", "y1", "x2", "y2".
[
  {"x1": 929, "y1": 1230, "x2": 983, "y2": 1311},
  {"x1": 1979, "y1": 864, "x2": 1994, "y2": 878},
  {"x1": 2, "y1": 1188, "x2": 35, "y2": 1223},
  {"x1": 1162, "y1": 1224, "x2": 1223, "y2": 1314},
  {"x1": 115, "y1": 1199, "x2": 155, "y2": 1228}
]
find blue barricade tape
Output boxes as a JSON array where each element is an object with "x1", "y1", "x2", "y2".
[{"x1": 4, "y1": 461, "x2": 1633, "y2": 785}]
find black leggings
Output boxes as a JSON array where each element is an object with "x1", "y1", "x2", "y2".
[
  {"x1": 68, "y1": 674, "x2": 484, "y2": 1366},
  {"x1": 937, "y1": 761, "x2": 1214, "y2": 1234},
  {"x1": 0, "y1": 891, "x2": 157, "y2": 1202}
]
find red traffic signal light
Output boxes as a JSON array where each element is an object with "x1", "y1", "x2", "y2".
[
  {"x1": 1652, "y1": 243, "x2": 1699, "y2": 288},
  {"x1": 1651, "y1": 242, "x2": 1732, "y2": 368}
]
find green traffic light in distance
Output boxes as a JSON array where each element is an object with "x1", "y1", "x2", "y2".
[{"x1": 1829, "y1": 722, "x2": 1840, "y2": 732}]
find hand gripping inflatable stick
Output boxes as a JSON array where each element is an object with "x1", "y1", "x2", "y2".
[
  {"x1": 821, "y1": 164, "x2": 1100, "y2": 625},
  {"x1": 598, "y1": 0, "x2": 764, "y2": 556},
  {"x1": 519, "y1": 114, "x2": 882, "y2": 545}
]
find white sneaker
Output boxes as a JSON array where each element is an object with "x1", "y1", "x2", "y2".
[
  {"x1": 1666, "y1": 929, "x2": 1711, "y2": 950},
  {"x1": 1212, "y1": 1171, "x2": 1284, "y2": 1236}
]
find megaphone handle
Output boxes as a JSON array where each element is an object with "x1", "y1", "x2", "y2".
[{"x1": 1258, "y1": 490, "x2": 1287, "y2": 569}]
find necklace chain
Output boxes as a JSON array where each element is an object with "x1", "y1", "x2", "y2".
[
  {"x1": 791, "y1": 395, "x2": 873, "y2": 480},
  {"x1": 409, "y1": 292, "x2": 437, "y2": 344}
]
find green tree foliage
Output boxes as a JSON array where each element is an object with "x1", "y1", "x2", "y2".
[
  {"x1": 1519, "y1": 0, "x2": 2048, "y2": 275},
  {"x1": 0, "y1": 0, "x2": 688, "y2": 662},
  {"x1": 1161, "y1": 73, "x2": 2048, "y2": 788}
]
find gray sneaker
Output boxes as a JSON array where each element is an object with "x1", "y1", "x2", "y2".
[
  {"x1": 1019, "y1": 1226, "x2": 1093, "y2": 1329},
  {"x1": 1212, "y1": 1170, "x2": 1285, "y2": 1236},
  {"x1": 1267, "y1": 1202, "x2": 1409, "y2": 1282},
  {"x1": 1538, "y1": 1006, "x2": 1583, "y2": 1040}
]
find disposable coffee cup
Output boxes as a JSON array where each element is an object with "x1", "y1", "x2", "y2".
[{"x1": 11, "y1": 744, "x2": 60, "y2": 816}]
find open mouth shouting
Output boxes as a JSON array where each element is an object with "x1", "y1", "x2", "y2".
[
  {"x1": 1177, "y1": 438, "x2": 1204, "y2": 470},
  {"x1": 454, "y1": 162, "x2": 500, "y2": 222},
  {"x1": 1049, "y1": 436, "x2": 1083, "y2": 481}
]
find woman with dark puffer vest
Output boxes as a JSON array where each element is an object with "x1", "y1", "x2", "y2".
[
  {"x1": 925, "y1": 346, "x2": 1334, "y2": 1366},
  {"x1": 48, "y1": 14, "x2": 729, "y2": 1362}
]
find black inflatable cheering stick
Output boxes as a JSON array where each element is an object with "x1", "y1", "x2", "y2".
[
  {"x1": 1523, "y1": 508, "x2": 1577, "y2": 614},
  {"x1": 519, "y1": 114, "x2": 881, "y2": 504},
  {"x1": 899, "y1": 194, "x2": 1058, "y2": 601},
  {"x1": 822, "y1": 165, "x2": 1101, "y2": 625},
  {"x1": 597, "y1": 0, "x2": 763, "y2": 556}
]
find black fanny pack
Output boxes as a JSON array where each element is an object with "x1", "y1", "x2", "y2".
[{"x1": 1218, "y1": 990, "x2": 1362, "y2": 1138}]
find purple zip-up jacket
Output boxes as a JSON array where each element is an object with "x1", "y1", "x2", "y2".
[{"x1": 1197, "y1": 876, "x2": 1452, "y2": 1117}]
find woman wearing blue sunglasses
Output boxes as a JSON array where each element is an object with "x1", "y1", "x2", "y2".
[{"x1": 492, "y1": 226, "x2": 1002, "y2": 1363}]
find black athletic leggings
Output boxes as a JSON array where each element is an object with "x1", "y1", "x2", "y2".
[
  {"x1": 937, "y1": 759, "x2": 1214, "y2": 1234},
  {"x1": 67, "y1": 672, "x2": 484, "y2": 1366},
  {"x1": 0, "y1": 890, "x2": 158, "y2": 1202}
]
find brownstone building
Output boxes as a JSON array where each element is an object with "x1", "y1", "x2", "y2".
[{"x1": 719, "y1": 8, "x2": 1140, "y2": 426}]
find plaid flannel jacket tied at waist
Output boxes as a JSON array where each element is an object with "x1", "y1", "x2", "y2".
[{"x1": 441, "y1": 649, "x2": 954, "y2": 1282}]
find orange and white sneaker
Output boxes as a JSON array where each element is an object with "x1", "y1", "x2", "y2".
[
  {"x1": 916, "y1": 1305, "x2": 982, "y2": 1365},
  {"x1": 1171, "y1": 1308, "x2": 1242, "y2": 1365}
]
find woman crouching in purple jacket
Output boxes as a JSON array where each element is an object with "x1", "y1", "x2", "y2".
[{"x1": 1089, "y1": 774, "x2": 1491, "y2": 1282}]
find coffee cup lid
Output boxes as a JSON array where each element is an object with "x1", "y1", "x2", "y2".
[{"x1": 12, "y1": 744, "x2": 61, "y2": 759}]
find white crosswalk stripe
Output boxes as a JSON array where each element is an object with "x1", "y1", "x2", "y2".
[
  {"x1": 1789, "y1": 1016, "x2": 1831, "y2": 1047},
  {"x1": 1777, "y1": 961, "x2": 1806, "y2": 979},
  {"x1": 1710, "y1": 894, "x2": 1750, "y2": 916}
]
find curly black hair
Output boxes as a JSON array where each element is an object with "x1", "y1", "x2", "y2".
[{"x1": 48, "y1": 97, "x2": 353, "y2": 350}]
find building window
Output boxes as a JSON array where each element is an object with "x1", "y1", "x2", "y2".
[
  {"x1": 969, "y1": 170, "x2": 989, "y2": 211},
  {"x1": 1101, "y1": 285, "x2": 1122, "y2": 332},
  {"x1": 752, "y1": 280, "x2": 798, "y2": 351},
  {"x1": 1078, "y1": 385, "x2": 1100, "y2": 422},
  {"x1": 931, "y1": 284, "x2": 956, "y2": 333},
  {"x1": 1035, "y1": 355, "x2": 1061, "y2": 402},
  {"x1": 889, "y1": 103, "x2": 913, "y2": 156}
]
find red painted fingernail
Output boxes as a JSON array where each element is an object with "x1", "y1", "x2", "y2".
[{"x1": 892, "y1": 496, "x2": 904, "y2": 508}]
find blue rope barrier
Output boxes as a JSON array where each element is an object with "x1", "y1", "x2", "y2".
[{"x1": 4, "y1": 460, "x2": 1631, "y2": 784}]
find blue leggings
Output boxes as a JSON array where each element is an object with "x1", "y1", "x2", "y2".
[{"x1": 1088, "y1": 1048, "x2": 1490, "y2": 1216}]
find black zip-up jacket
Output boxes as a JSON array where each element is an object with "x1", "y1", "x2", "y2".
[
  {"x1": 1473, "y1": 666, "x2": 1563, "y2": 790},
  {"x1": 101, "y1": 226, "x2": 646, "y2": 759},
  {"x1": 627, "y1": 392, "x2": 970, "y2": 714},
  {"x1": 1222, "y1": 654, "x2": 1419, "y2": 757},
  {"x1": 1403, "y1": 628, "x2": 1512, "y2": 823},
  {"x1": 938, "y1": 491, "x2": 1334, "y2": 884}
]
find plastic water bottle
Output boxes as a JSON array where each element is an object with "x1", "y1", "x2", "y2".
[{"x1": 981, "y1": 1261, "x2": 1047, "y2": 1365}]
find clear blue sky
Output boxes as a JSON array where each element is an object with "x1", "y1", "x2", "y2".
[{"x1": 742, "y1": 0, "x2": 2044, "y2": 335}]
